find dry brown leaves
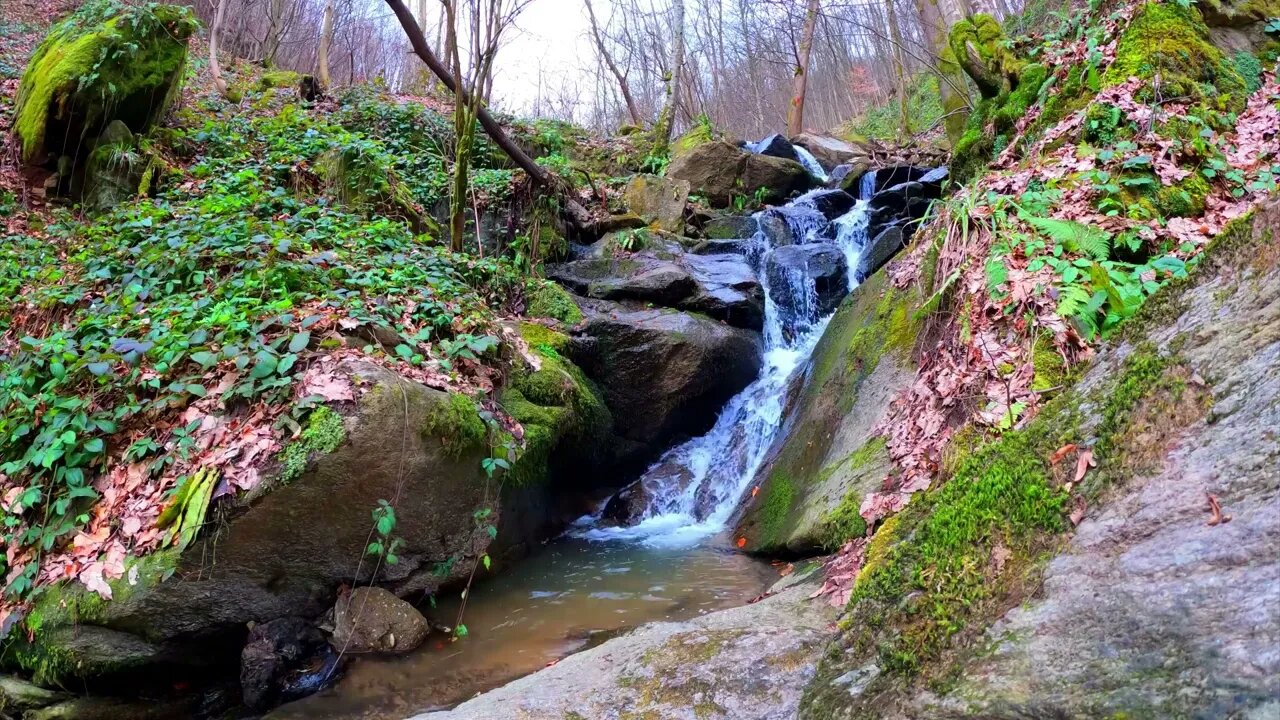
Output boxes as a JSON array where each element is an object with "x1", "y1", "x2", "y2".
[{"x1": 809, "y1": 539, "x2": 867, "y2": 607}]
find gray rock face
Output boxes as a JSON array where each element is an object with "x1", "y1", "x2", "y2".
[
  {"x1": 412, "y1": 583, "x2": 837, "y2": 720},
  {"x1": 80, "y1": 362, "x2": 494, "y2": 660},
  {"x1": 765, "y1": 244, "x2": 849, "y2": 325},
  {"x1": 925, "y1": 203, "x2": 1280, "y2": 719},
  {"x1": 330, "y1": 587, "x2": 429, "y2": 655},
  {"x1": 805, "y1": 189, "x2": 857, "y2": 220},
  {"x1": 549, "y1": 243, "x2": 763, "y2": 330},
  {"x1": 601, "y1": 461, "x2": 693, "y2": 524},
  {"x1": 856, "y1": 226, "x2": 905, "y2": 282},
  {"x1": 240, "y1": 617, "x2": 334, "y2": 710},
  {"x1": 749, "y1": 133, "x2": 800, "y2": 162},
  {"x1": 83, "y1": 120, "x2": 140, "y2": 211},
  {"x1": 570, "y1": 299, "x2": 763, "y2": 467}
]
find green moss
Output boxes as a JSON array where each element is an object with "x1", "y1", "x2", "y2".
[
  {"x1": 950, "y1": 125, "x2": 996, "y2": 183},
  {"x1": 1031, "y1": 334, "x2": 1069, "y2": 393},
  {"x1": 819, "y1": 489, "x2": 868, "y2": 551},
  {"x1": 14, "y1": 1, "x2": 196, "y2": 162},
  {"x1": 671, "y1": 123, "x2": 716, "y2": 159},
  {"x1": 500, "y1": 326, "x2": 611, "y2": 485},
  {"x1": 423, "y1": 392, "x2": 487, "y2": 459},
  {"x1": 756, "y1": 472, "x2": 796, "y2": 547},
  {"x1": 526, "y1": 280, "x2": 583, "y2": 324},
  {"x1": 1153, "y1": 172, "x2": 1211, "y2": 218},
  {"x1": 1102, "y1": 2, "x2": 1248, "y2": 111},
  {"x1": 948, "y1": 14, "x2": 1021, "y2": 99},
  {"x1": 993, "y1": 63, "x2": 1048, "y2": 133},
  {"x1": 258, "y1": 70, "x2": 301, "y2": 89},
  {"x1": 278, "y1": 406, "x2": 347, "y2": 483}
]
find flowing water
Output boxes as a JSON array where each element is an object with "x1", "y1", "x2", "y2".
[{"x1": 280, "y1": 170, "x2": 874, "y2": 719}]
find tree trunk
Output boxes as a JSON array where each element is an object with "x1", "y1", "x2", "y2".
[
  {"x1": 381, "y1": 0, "x2": 595, "y2": 234},
  {"x1": 264, "y1": 0, "x2": 284, "y2": 67},
  {"x1": 585, "y1": 0, "x2": 642, "y2": 126},
  {"x1": 885, "y1": 0, "x2": 910, "y2": 142},
  {"x1": 318, "y1": 0, "x2": 335, "y2": 89},
  {"x1": 653, "y1": 0, "x2": 685, "y2": 154},
  {"x1": 210, "y1": 0, "x2": 230, "y2": 98},
  {"x1": 787, "y1": 0, "x2": 820, "y2": 136}
]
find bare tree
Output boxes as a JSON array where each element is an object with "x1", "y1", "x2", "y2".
[
  {"x1": 210, "y1": 0, "x2": 231, "y2": 98},
  {"x1": 653, "y1": 0, "x2": 685, "y2": 152},
  {"x1": 317, "y1": 0, "x2": 335, "y2": 87},
  {"x1": 786, "y1": 0, "x2": 820, "y2": 135},
  {"x1": 884, "y1": 0, "x2": 910, "y2": 141},
  {"x1": 585, "y1": 0, "x2": 643, "y2": 126}
]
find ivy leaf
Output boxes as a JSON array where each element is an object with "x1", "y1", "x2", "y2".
[
  {"x1": 288, "y1": 332, "x2": 311, "y2": 353},
  {"x1": 185, "y1": 384, "x2": 207, "y2": 398},
  {"x1": 277, "y1": 353, "x2": 298, "y2": 375},
  {"x1": 249, "y1": 352, "x2": 278, "y2": 379},
  {"x1": 87, "y1": 362, "x2": 111, "y2": 376}
]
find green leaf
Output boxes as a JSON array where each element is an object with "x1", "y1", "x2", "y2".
[
  {"x1": 455, "y1": 623, "x2": 469, "y2": 637},
  {"x1": 985, "y1": 258, "x2": 1008, "y2": 294},
  {"x1": 288, "y1": 332, "x2": 311, "y2": 353},
  {"x1": 277, "y1": 353, "x2": 298, "y2": 374},
  {"x1": 394, "y1": 344, "x2": 413, "y2": 360},
  {"x1": 185, "y1": 383, "x2": 208, "y2": 397},
  {"x1": 83, "y1": 438, "x2": 104, "y2": 453},
  {"x1": 249, "y1": 352, "x2": 278, "y2": 379},
  {"x1": 190, "y1": 351, "x2": 217, "y2": 367},
  {"x1": 482, "y1": 554, "x2": 491, "y2": 570},
  {"x1": 87, "y1": 362, "x2": 111, "y2": 376}
]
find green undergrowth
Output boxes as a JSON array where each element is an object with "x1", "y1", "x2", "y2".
[
  {"x1": 845, "y1": 74, "x2": 947, "y2": 142},
  {"x1": 0, "y1": 93, "x2": 532, "y2": 603}
]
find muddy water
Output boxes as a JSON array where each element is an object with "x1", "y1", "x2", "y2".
[{"x1": 267, "y1": 535, "x2": 775, "y2": 719}]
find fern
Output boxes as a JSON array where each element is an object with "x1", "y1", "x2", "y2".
[
  {"x1": 1023, "y1": 215, "x2": 1112, "y2": 261},
  {"x1": 986, "y1": 258, "x2": 1009, "y2": 295},
  {"x1": 915, "y1": 268, "x2": 962, "y2": 320},
  {"x1": 1055, "y1": 283, "x2": 1091, "y2": 316}
]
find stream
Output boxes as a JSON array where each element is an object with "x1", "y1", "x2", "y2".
[{"x1": 272, "y1": 168, "x2": 876, "y2": 719}]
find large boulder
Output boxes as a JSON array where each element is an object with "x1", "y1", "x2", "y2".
[
  {"x1": 7, "y1": 362, "x2": 505, "y2": 690},
  {"x1": 14, "y1": 2, "x2": 197, "y2": 165},
  {"x1": 748, "y1": 133, "x2": 801, "y2": 162},
  {"x1": 82, "y1": 120, "x2": 141, "y2": 211},
  {"x1": 703, "y1": 215, "x2": 758, "y2": 240},
  {"x1": 623, "y1": 175, "x2": 691, "y2": 233},
  {"x1": 549, "y1": 238, "x2": 763, "y2": 330},
  {"x1": 569, "y1": 299, "x2": 763, "y2": 468},
  {"x1": 856, "y1": 226, "x2": 906, "y2": 282},
  {"x1": 792, "y1": 134, "x2": 867, "y2": 171},
  {"x1": 668, "y1": 141, "x2": 813, "y2": 208}
]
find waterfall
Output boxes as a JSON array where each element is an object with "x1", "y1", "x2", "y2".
[
  {"x1": 858, "y1": 169, "x2": 877, "y2": 200},
  {"x1": 576, "y1": 192, "x2": 872, "y2": 548},
  {"x1": 793, "y1": 146, "x2": 829, "y2": 182}
]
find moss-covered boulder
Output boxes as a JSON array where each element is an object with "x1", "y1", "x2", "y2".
[
  {"x1": 734, "y1": 271, "x2": 922, "y2": 554},
  {"x1": 947, "y1": 13, "x2": 1022, "y2": 100},
  {"x1": 623, "y1": 174, "x2": 691, "y2": 233},
  {"x1": 5, "y1": 362, "x2": 499, "y2": 690},
  {"x1": 13, "y1": 0, "x2": 197, "y2": 165}
]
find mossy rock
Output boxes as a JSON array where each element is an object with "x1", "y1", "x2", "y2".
[
  {"x1": 258, "y1": 70, "x2": 301, "y2": 90},
  {"x1": 500, "y1": 323, "x2": 612, "y2": 486},
  {"x1": 525, "y1": 280, "x2": 583, "y2": 324},
  {"x1": 1102, "y1": 2, "x2": 1249, "y2": 111},
  {"x1": 735, "y1": 270, "x2": 922, "y2": 555},
  {"x1": 14, "y1": 0, "x2": 197, "y2": 164},
  {"x1": 948, "y1": 13, "x2": 1022, "y2": 99}
]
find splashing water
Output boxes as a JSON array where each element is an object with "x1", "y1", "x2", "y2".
[{"x1": 576, "y1": 192, "x2": 872, "y2": 548}]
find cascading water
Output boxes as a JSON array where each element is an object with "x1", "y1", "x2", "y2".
[
  {"x1": 859, "y1": 168, "x2": 877, "y2": 200},
  {"x1": 793, "y1": 146, "x2": 829, "y2": 183},
  {"x1": 578, "y1": 191, "x2": 872, "y2": 547}
]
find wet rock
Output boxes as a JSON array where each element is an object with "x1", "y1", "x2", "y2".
[
  {"x1": 570, "y1": 299, "x2": 763, "y2": 468},
  {"x1": 703, "y1": 215, "x2": 757, "y2": 240},
  {"x1": 805, "y1": 189, "x2": 857, "y2": 220},
  {"x1": 682, "y1": 253, "x2": 765, "y2": 330},
  {"x1": 693, "y1": 238, "x2": 754, "y2": 256},
  {"x1": 412, "y1": 584, "x2": 837, "y2": 720},
  {"x1": 765, "y1": 244, "x2": 850, "y2": 323},
  {"x1": 792, "y1": 134, "x2": 866, "y2": 171},
  {"x1": 758, "y1": 210, "x2": 795, "y2": 247},
  {"x1": 749, "y1": 133, "x2": 800, "y2": 162},
  {"x1": 0, "y1": 675, "x2": 69, "y2": 713},
  {"x1": 241, "y1": 616, "x2": 337, "y2": 711},
  {"x1": 602, "y1": 462, "x2": 694, "y2": 524},
  {"x1": 331, "y1": 587, "x2": 430, "y2": 655},
  {"x1": 835, "y1": 162, "x2": 873, "y2": 196},
  {"x1": 26, "y1": 695, "x2": 199, "y2": 720},
  {"x1": 868, "y1": 181, "x2": 928, "y2": 215},
  {"x1": 871, "y1": 165, "x2": 937, "y2": 193},
  {"x1": 856, "y1": 226, "x2": 906, "y2": 282},
  {"x1": 590, "y1": 213, "x2": 647, "y2": 235},
  {"x1": 548, "y1": 252, "x2": 698, "y2": 307},
  {"x1": 668, "y1": 141, "x2": 813, "y2": 208},
  {"x1": 623, "y1": 175, "x2": 691, "y2": 233}
]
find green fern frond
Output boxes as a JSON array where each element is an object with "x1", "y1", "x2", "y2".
[{"x1": 1024, "y1": 215, "x2": 1111, "y2": 260}]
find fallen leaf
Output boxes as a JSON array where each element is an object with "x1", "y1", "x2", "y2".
[
  {"x1": 736, "y1": 537, "x2": 747, "y2": 548},
  {"x1": 1050, "y1": 443, "x2": 1077, "y2": 466},
  {"x1": 751, "y1": 486, "x2": 759, "y2": 498},
  {"x1": 990, "y1": 543, "x2": 1012, "y2": 572},
  {"x1": 1069, "y1": 497, "x2": 1087, "y2": 526},
  {"x1": 1206, "y1": 493, "x2": 1232, "y2": 526},
  {"x1": 1073, "y1": 448, "x2": 1096, "y2": 485},
  {"x1": 778, "y1": 563, "x2": 794, "y2": 577}
]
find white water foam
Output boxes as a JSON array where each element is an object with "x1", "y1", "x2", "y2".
[
  {"x1": 793, "y1": 145, "x2": 829, "y2": 182},
  {"x1": 575, "y1": 194, "x2": 873, "y2": 548}
]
